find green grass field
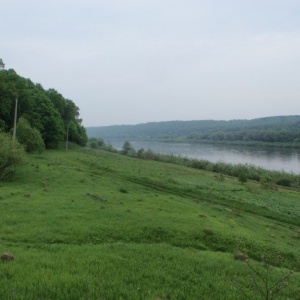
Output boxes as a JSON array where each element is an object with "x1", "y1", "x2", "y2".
[{"x1": 0, "y1": 148, "x2": 299, "y2": 299}]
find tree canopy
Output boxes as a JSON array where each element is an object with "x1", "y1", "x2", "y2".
[{"x1": 0, "y1": 64, "x2": 87, "y2": 148}]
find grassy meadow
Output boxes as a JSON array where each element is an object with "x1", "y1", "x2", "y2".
[{"x1": 0, "y1": 148, "x2": 300, "y2": 299}]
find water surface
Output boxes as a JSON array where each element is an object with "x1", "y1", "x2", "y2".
[{"x1": 108, "y1": 139, "x2": 300, "y2": 174}]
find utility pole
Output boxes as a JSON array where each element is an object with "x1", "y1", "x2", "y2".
[
  {"x1": 65, "y1": 122, "x2": 70, "y2": 151},
  {"x1": 13, "y1": 98, "x2": 18, "y2": 140}
]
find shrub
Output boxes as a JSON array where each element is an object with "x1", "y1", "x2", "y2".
[
  {"x1": 137, "y1": 148, "x2": 145, "y2": 158},
  {"x1": 238, "y1": 171, "x2": 248, "y2": 184},
  {"x1": 16, "y1": 117, "x2": 45, "y2": 153},
  {"x1": 121, "y1": 140, "x2": 136, "y2": 156},
  {"x1": 0, "y1": 132, "x2": 26, "y2": 180}
]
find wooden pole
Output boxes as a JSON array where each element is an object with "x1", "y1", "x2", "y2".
[
  {"x1": 65, "y1": 122, "x2": 70, "y2": 151},
  {"x1": 13, "y1": 98, "x2": 18, "y2": 140}
]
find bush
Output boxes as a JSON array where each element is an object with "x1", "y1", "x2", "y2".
[
  {"x1": 0, "y1": 132, "x2": 26, "y2": 180},
  {"x1": 122, "y1": 140, "x2": 136, "y2": 157},
  {"x1": 238, "y1": 171, "x2": 248, "y2": 184},
  {"x1": 16, "y1": 117, "x2": 45, "y2": 153}
]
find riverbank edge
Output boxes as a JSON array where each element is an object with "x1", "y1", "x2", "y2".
[{"x1": 88, "y1": 139, "x2": 300, "y2": 189}]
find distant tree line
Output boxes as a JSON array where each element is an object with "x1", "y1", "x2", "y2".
[
  {"x1": 87, "y1": 116, "x2": 300, "y2": 146},
  {"x1": 0, "y1": 64, "x2": 87, "y2": 150},
  {"x1": 187, "y1": 129, "x2": 300, "y2": 143}
]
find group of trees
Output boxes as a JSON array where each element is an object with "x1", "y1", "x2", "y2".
[
  {"x1": 0, "y1": 63, "x2": 87, "y2": 150},
  {"x1": 0, "y1": 60, "x2": 88, "y2": 180},
  {"x1": 87, "y1": 116, "x2": 300, "y2": 146},
  {"x1": 188, "y1": 129, "x2": 300, "y2": 144}
]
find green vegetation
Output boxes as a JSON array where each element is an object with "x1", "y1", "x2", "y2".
[
  {"x1": 1, "y1": 59, "x2": 299, "y2": 298},
  {"x1": 0, "y1": 64, "x2": 87, "y2": 149},
  {"x1": 0, "y1": 148, "x2": 299, "y2": 299},
  {"x1": 0, "y1": 132, "x2": 26, "y2": 180},
  {"x1": 87, "y1": 116, "x2": 300, "y2": 147},
  {"x1": 89, "y1": 139, "x2": 300, "y2": 190},
  {"x1": 16, "y1": 117, "x2": 45, "y2": 153}
]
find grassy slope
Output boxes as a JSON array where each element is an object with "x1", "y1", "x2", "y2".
[{"x1": 0, "y1": 148, "x2": 299, "y2": 299}]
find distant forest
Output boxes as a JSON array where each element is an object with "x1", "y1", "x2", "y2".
[
  {"x1": 87, "y1": 116, "x2": 300, "y2": 146},
  {"x1": 0, "y1": 62, "x2": 87, "y2": 148}
]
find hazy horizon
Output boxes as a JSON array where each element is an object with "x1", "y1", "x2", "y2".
[{"x1": 86, "y1": 114, "x2": 299, "y2": 128}]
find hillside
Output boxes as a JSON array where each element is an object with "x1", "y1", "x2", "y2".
[
  {"x1": 87, "y1": 116, "x2": 300, "y2": 145},
  {"x1": 0, "y1": 148, "x2": 299, "y2": 299}
]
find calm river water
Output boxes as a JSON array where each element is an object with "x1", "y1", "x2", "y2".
[{"x1": 108, "y1": 139, "x2": 300, "y2": 174}]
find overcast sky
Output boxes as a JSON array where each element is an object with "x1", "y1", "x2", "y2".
[{"x1": 1, "y1": 0, "x2": 300, "y2": 126}]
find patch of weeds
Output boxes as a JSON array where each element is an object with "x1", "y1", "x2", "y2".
[
  {"x1": 86, "y1": 193, "x2": 104, "y2": 202},
  {"x1": 203, "y1": 228, "x2": 214, "y2": 235},
  {"x1": 292, "y1": 233, "x2": 300, "y2": 240},
  {"x1": 215, "y1": 246, "x2": 228, "y2": 252},
  {"x1": 233, "y1": 255, "x2": 294, "y2": 300},
  {"x1": 234, "y1": 251, "x2": 248, "y2": 262},
  {"x1": 119, "y1": 188, "x2": 128, "y2": 193},
  {"x1": 1, "y1": 253, "x2": 15, "y2": 262}
]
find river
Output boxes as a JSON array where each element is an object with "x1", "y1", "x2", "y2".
[{"x1": 107, "y1": 139, "x2": 300, "y2": 174}]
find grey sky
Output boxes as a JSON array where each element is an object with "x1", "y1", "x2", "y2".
[{"x1": 1, "y1": 0, "x2": 300, "y2": 126}]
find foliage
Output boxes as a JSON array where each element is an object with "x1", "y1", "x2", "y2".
[
  {"x1": 121, "y1": 140, "x2": 136, "y2": 156},
  {"x1": 0, "y1": 58, "x2": 4, "y2": 70},
  {"x1": 87, "y1": 138, "x2": 118, "y2": 152},
  {"x1": 16, "y1": 117, "x2": 45, "y2": 153},
  {"x1": 89, "y1": 137, "x2": 105, "y2": 149},
  {"x1": 0, "y1": 132, "x2": 26, "y2": 180},
  {"x1": 0, "y1": 69, "x2": 87, "y2": 148}
]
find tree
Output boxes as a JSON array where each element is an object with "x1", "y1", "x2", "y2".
[
  {"x1": 0, "y1": 132, "x2": 26, "y2": 180},
  {"x1": 0, "y1": 58, "x2": 5, "y2": 70},
  {"x1": 122, "y1": 140, "x2": 136, "y2": 156},
  {"x1": 0, "y1": 70, "x2": 17, "y2": 129},
  {"x1": 0, "y1": 68, "x2": 87, "y2": 148},
  {"x1": 62, "y1": 100, "x2": 77, "y2": 150},
  {"x1": 16, "y1": 117, "x2": 45, "y2": 153},
  {"x1": 23, "y1": 94, "x2": 64, "y2": 148},
  {"x1": 88, "y1": 138, "x2": 105, "y2": 149}
]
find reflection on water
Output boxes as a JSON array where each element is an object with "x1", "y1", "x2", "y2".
[{"x1": 108, "y1": 139, "x2": 300, "y2": 174}]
